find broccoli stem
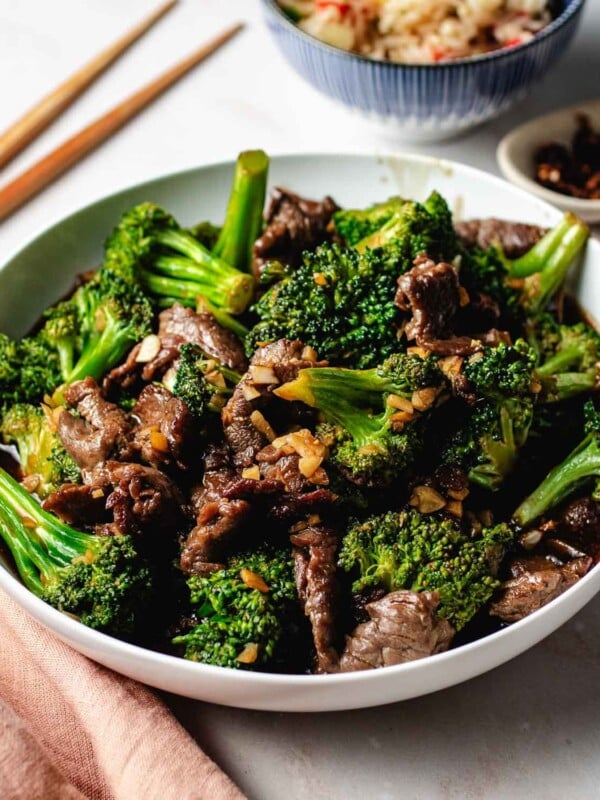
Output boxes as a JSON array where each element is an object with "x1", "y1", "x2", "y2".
[
  {"x1": 212, "y1": 150, "x2": 269, "y2": 272},
  {"x1": 0, "y1": 503, "x2": 43, "y2": 594},
  {"x1": 276, "y1": 367, "x2": 389, "y2": 409},
  {"x1": 0, "y1": 467, "x2": 95, "y2": 593},
  {"x1": 546, "y1": 372, "x2": 598, "y2": 402},
  {"x1": 509, "y1": 214, "x2": 582, "y2": 278},
  {"x1": 520, "y1": 214, "x2": 589, "y2": 314},
  {"x1": 513, "y1": 435, "x2": 600, "y2": 527},
  {"x1": 143, "y1": 229, "x2": 254, "y2": 314},
  {"x1": 537, "y1": 346, "x2": 585, "y2": 377},
  {"x1": 65, "y1": 322, "x2": 136, "y2": 385},
  {"x1": 275, "y1": 368, "x2": 391, "y2": 450}
]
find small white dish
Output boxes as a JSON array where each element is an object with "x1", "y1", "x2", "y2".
[{"x1": 497, "y1": 98, "x2": 600, "y2": 223}]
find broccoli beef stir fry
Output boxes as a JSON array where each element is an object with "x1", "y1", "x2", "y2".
[{"x1": 0, "y1": 148, "x2": 598, "y2": 675}]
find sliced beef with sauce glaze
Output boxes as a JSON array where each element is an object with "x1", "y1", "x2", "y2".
[
  {"x1": 252, "y1": 188, "x2": 339, "y2": 281},
  {"x1": 156, "y1": 304, "x2": 247, "y2": 373},
  {"x1": 44, "y1": 461, "x2": 189, "y2": 536},
  {"x1": 455, "y1": 219, "x2": 546, "y2": 258},
  {"x1": 131, "y1": 384, "x2": 197, "y2": 471},
  {"x1": 182, "y1": 438, "x2": 336, "y2": 576},
  {"x1": 543, "y1": 498, "x2": 600, "y2": 562},
  {"x1": 291, "y1": 526, "x2": 341, "y2": 673},
  {"x1": 395, "y1": 256, "x2": 461, "y2": 345},
  {"x1": 421, "y1": 328, "x2": 512, "y2": 358},
  {"x1": 43, "y1": 483, "x2": 108, "y2": 526},
  {"x1": 489, "y1": 554, "x2": 592, "y2": 623},
  {"x1": 180, "y1": 445, "x2": 252, "y2": 575},
  {"x1": 104, "y1": 303, "x2": 247, "y2": 392},
  {"x1": 222, "y1": 339, "x2": 327, "y2": 470},
  {"x1": 89, "y1": 461, "x2": 190, "y2": 537},
  {"x1": 338, "y1": 590, "x2": 455, "y2": 672},
  {"x1": 57, "y1": 377, "x2": 133, "y2": 471}
]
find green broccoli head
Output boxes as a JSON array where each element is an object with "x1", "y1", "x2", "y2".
[
  {"x1": 173, "y1": 546, "x2": 297, "y2": 669},
  {"x1": 355, "y1": 191, "x2": 458, "y2": 268},
  {"x1": 103, "y1": 202, "x2": 177, "y2": 279},
  {"x1": 0, "y1": 468, "x2": 152, "y2": 636},
  {"x1": 532, "y1": 314, "x2": 600, "y2": 401},
  {"x1": 63, "y1": 269, "x2": 154, "y2": 386},
  {"x1": 514, "y1": 399, "x2": 600, "y2": 527},
  {"x1": 105, "y1": 202, "x2": 254, "y2": 314},
  {"x1": 275, "y1": 353, "x2": 445, "y2": 486},
  {"x1": 247, "y1": 191, "x2": 458, "y2": 367},
  {"x1": 0, "y1": 333, "x2": 62, "y2": 412},
  {"x1": 441, "y1": 397, "x2": 535, "y2": 491},
  {"x1": 164, "y1": 343, "x2": 241, "y2": 420},
  {"x1": 169, "y1": 343, "x2": 214, "y2": 419},
  {"x1": 317, "y1": 416, "x2": 423, "y2": 488},
  {"x1": 41, "y1": 534, "x2": 151, "y2": 637},
  {"x1": 247, "y1": 244, "x2": 402, "y2": 368},
  {"x1": 1, "y1": 404, "x2": 81, "y2": 497},
  {"x1": 339, "y1": 508, "x2": 513, "y2": 630},
  {"x1": 332, "y1": 196, "x2": 406, "y2": 246},
  {"x1": 463, "y1": 340, "x2": 537, "y2": 400}
]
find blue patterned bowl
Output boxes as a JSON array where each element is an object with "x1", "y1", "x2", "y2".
[{"x1": 261, "y1": 0, "x2": 585, "y2": 141}]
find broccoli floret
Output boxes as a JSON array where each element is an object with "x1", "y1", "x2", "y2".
[
  {"x1": 9, "y1": 266, "x2": 154, "y2": 406},
  {"x1": 332, "y1": 196, "x2": 406, "y2": 246},
  {"x1": 441, "y1": 397, "x2": 535, "y2": 491},
  {"x1": 463, "y1": 340, "x2": 538, "y2": 399},
  {"x1": 247, "y1": 244, "x2": 402, "y2": 368},
  {"x1": 1, "y1": 404, "x2": 80, "y2": 497},
  {"x1": 0, "y1": 332, "x2": 62, "y2": 411},
  {"x1": 43, "y1": 302, "x2": 80, "y2": 379},
  {"x1": 54, "y1": 269, "x2": 154, "y2": 388},
  {"x1": 169, "y1": 344, "x2": 214, "y2": 419},
  {"x1": 172, "y1": 546, "x2": 297, "y2": 669},
  {"x1": 275, "y1": 353, "x2": 445, "y2": 486},
  {"x1": 104, "y1": 202, "x2": 254, "y2": 314},
  {"x1": 438, "y1": 341, "x2": 538, "y2": 490},
  {"x1": 457, "y1": 214, "x2": 589, "y2": 327},
  {"x1": 458, "y1": 246, "x2": 522, "y2": 327},
  {"x1": 0, "y1": 468, "x2": 152, "y2": 636},
  {"x1": 513, "y1": 213, "x2": 589, "y2": 315},
  {"x1": 530, "y1": 314, "x2": 600, "y2": 402},
  {"x1": 514, "y1": 400, "x2": 600, "y2": 527},
  {"x1": 247, "y1": 192, "x2": 458, "y2": 367},
  {"x1": 339, "y1": 508, "x2": 513, "y2": 630},
  {"x1": 165, "y1": 343, "x2": 240, "y2": 419},
  {"x1": 212, "y1": 150, "x2": 269, "y2": 272},
  {"x1": 355, "y1": 191, "x2": 458, "y2": 269}
]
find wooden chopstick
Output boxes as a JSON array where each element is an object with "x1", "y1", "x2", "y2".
[
  {"x1": 0, "y1": 0, "x2": 178, "y2": 171},
  {"x1": 0, "y1": 23, "x2": 244, "y2": 223}
]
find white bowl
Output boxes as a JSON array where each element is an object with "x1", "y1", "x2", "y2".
[
  {"x1": 1, "y1": 153, "x2": 600, "y2": 712},
  {"x1": 497, "y1": 98, "x2": 600, "y2": 222}
]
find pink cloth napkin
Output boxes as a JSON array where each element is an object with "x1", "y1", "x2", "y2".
[{"x1": 0, "y1": 589, "x2": 246, "y2": 800}]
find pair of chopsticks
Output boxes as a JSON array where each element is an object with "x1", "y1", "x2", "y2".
[{"x1": 0, "y1": 1, "x2": 243, "y2": 222}]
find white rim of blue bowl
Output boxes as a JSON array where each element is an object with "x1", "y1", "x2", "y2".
[{"x1": 262, "y1": 0, "x2": 585, "y2": 69}]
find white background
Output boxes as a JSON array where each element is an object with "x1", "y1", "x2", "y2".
[{"x1": 1, "y1": 1, "x2": 600, "y2": 798}]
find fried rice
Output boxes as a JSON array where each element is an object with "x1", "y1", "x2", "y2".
[{"x1": 279, "y1": 0, "x2": 554, "y2": 63}]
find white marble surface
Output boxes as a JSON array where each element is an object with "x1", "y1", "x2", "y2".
[{"x1": 1, "y1": 1, "x2": 599, "y2": 798}]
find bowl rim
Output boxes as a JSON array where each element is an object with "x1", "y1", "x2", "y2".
[
  {"x1": 261, "y1": 0, "x2": 585, "y2": 69},
  {"x1": 1, "y1": 150, "x2": 599, "y2": 696},
  {"x1": 497, "y1": 97, "x2": 600, "y2": 212}
]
